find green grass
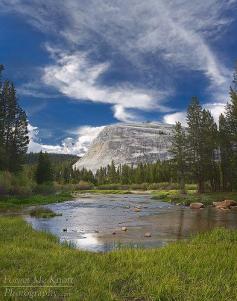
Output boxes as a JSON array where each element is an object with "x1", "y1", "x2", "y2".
[
  {"x1": 152, "y1": 190, "x2": 237, "y2": 206},
  {"x1": 29, "y1": 207, "x2": 62, "y2": 218},
  {"x1": 0, "y1": 217, "x2": 237, "y2": 300},
  {"x1": 0, "y1": 192, "x2": 72, "y2": 212}
]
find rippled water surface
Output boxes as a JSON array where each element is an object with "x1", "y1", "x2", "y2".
[{"x1": 25, "y1": 194, "x2": 237, "y2": 252}]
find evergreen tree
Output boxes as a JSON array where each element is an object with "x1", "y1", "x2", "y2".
[
  {"x1": 0, "y1": 66, "x2": 29, "y2": 172},
  {"x1": 186, "y1": 97, "x2": 218, "y2": 192},
  {"x1": 224, "y1": 63, "x2": 237, "y2": 189},
  {"x1": 186, "y1": 97, "x2": 205, "y2": 192},
  {"x1": 170, "y1": 122, "x2": 187, "y2": 193},
  {"x1": 35, "y1": 152, "x2": 53, "y2": 184}
]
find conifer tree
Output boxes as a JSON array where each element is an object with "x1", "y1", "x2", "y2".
[
  {"x1": 219, "y1": 114, "x2": 232, "y2": 190},
  {"x1": 0, "y1": 66, "x2": 29, "y2": 172},
  {"x1": 186, "y1": 97, "x2": 205, "y2": 192},
  {"x1": 35, "y1": 152, "x2": 53, "y2": 184},
  {"x1": 224, "y1": 63, "x2": 237, "y2": 189},
  {"x1": 170, "y1": 122, "x2": 187, "y2": 193}
]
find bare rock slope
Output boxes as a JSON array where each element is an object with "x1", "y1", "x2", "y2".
[{"x1": 73, "y1": 123, "x2": 174, "y2": 172}]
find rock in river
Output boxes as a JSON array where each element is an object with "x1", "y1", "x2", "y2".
[
  {"x1": 144, "y1": 232, "x2": 152, "y2": 237},
  {"x1": 121, "y1": 227, "x2": 128, "y2": 231},
  {"x1": 190, "y1": 203, "x2": 204, "y2": 209},
  {"x1": 213, "y1": 200, "x2": 237, "y2": 209}
]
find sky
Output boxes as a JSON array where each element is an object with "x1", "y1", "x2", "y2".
[{"x1": 0, "y1": 0, "x2": 237, "y2": 155}]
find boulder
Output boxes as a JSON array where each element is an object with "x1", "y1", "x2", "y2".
[
  {"x1": 133, "y1": 208, "x2": 141, "y2": 212},
  {"x1": 213, "y1": 200, "x2": 237, "y2": 209},
  {"x1": 112, "y1": 232, "x2": 116, "y2": 235},
  {"x1": 190, "y1": 202, "x2": 204, "y2": 209},
  {"x1": 144, "y1": 232, "x2": 152, "y2": 237},
  {"x1": 223, "y1": 200, "x2": 237, "y2": 207},
  {"x1": 63, "y1": 228, "x2": 67, "y2": 232},
  {"x1": 121, "y1": 227, "x2": 127, "y2": 231}
]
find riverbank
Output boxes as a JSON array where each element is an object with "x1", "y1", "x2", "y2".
[
  {"x1": 151, "y1": 190, "x2": 237, "y2": 206},
  {"x1": 0, "y1": 192, "x2": 72, "y2": 212},
  {"x1": 1, "y1": 189, "x2": 237, "y2": 212},
  {"x1": 0, "y1": 217, "x2": 236, "y2": 300}
]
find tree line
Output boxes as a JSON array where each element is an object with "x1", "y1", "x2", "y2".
[{"x1": 171, "y1": 64, "x2": 237, "y2": 193}]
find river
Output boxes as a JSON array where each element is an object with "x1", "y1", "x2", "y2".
[{"x1": 25, "y1": 194, "x2": 237, "y2": 252}]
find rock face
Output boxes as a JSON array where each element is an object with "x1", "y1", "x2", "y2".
[{"x1": 73, "y1": 122, "x2": 174, "y2": 172}]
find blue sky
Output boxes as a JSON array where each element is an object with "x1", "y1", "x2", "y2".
[{"x1": 0, "y1": 0, "x2": 237, "y2": 154}]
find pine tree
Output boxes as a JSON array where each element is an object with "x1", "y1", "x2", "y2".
[
  {"x1": 219, "y1": 114, "x2": 232, "y2": 190},
  {"x1": 224, "y1": 63, "x2": 237, "y2": 189},
  {"x1": 170, "y1": 122, "x2": 187, "y2": 193},
  {"x1": 186, "y1": 97, "x2": 218, "y2": 192},
  {"x1": 0, "y1": 66, "x2": 29, "y2": 172},
  {"x1": 35, "y1": 152, "x2": 54, "y2": 184},
  {"x1": 186, "y1": 97, "x2": 205, "y2": 192}
]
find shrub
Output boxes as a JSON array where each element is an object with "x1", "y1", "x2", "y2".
[
  {"x1": 76, "y1": 181, "x2": 94, "y2": 190},
  {"x1": 29, "y1": 207, "x2": 61, "y2": 218},
  {"x1": 33, "y1": 183, "x2": 57, "y2": 195}
]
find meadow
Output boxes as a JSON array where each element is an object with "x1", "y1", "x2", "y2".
[{"x1": 0, "y1": 217, "x2": 236, "y2": 300}]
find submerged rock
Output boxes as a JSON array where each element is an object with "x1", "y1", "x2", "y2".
[{"x1": 190, "y1": 203, "x2": 204, "y2": 209}]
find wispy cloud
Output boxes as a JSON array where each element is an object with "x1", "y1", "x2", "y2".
[
  {"x1": 1, "y1": 0, "x2": 236, "y2": 125},
  {"x1": 28, "y1": 124, "x2": 105, "y2": 155},
  {"x1": 42, "y1": 48, "x2": 169, "y2": 121}
]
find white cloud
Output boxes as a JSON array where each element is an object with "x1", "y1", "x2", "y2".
[
  {"x1": 163, "y1": 112, "x2": 187, "y2": 126},
  {"x1": 1, "y1": 0, "x2": 235, "y2": 114},
  {"x1": 204, "y1": 102, "x2": 226, "y2": 123},
  {"x1": 28, "y1": 124, "x2": 104, "y2": 155},
  {"x1": 163, "y1": 102, "x2": 226, "y2": 126},
  {"x1": 42, "y1": 48, "x2": 167, "y2": 121}
]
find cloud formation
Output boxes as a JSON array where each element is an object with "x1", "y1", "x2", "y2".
[
  {"x1": 163, "y1": 102, "x2": 226, "y2": 126},
  {"x1": 1, "y1": 0, "x2": 236, "y2": 136},
  {"x1": 28, "y1": 124, "x2": 105, "y2": 155},
  {"x1": 42, "y1": 48, "x2": 164, "y2": 122}
]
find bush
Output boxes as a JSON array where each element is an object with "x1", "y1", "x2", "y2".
[
  {"x1": 29, "y1": 207, "x2": 62, "y2": 218},
  {"x1": 76, "y1": 181, "x2": 94, "y2": 190},
  {"x1": 97, "y1": 184, "x2": 130, "y2": 190},
  {"x1": 0, "y1": 171, "x2": 12, "y2": 195},
  {"x1": 33, "y1": 183, "x2": 57, "y2": 195},
  {"x1": 130, "y1": 183, "x2": 149, "y2": 190}
]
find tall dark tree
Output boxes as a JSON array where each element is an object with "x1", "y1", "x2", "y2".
[
  {"x1": 219, "y1": 114, "x2": 232, "y2": 190},
  {"x1": 0, "y1": 66, "x2": 29, "y2": 172},
  {"x1": 186, "y1": 97, "x2": 218, "y2": 192},
  {"x1": 186, "y1": 97, "x2": 205, "y2": 192},
  {"x1": 35, "y1": 152, "x2": 54, "y2": 184},
  {"x1": 224, "y1": 63, "x2": 237, "y2": 189},
  {"x1": 170, "y1": 122, "x2": 187, "y2": 193}
]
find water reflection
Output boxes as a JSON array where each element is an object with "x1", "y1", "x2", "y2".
[{"x1": 25, "y1": 194, "x2": 237, "y2": 252}]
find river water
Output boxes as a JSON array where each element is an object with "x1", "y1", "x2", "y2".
[{"x1": 25, "y1": 194, "x2": 237, "y2": 252}]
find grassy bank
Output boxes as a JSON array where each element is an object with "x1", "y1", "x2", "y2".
[
  {"x1": 0, "y1": 192, "x2": 72, "y2": 212},
  {"x1": 0, "y1": 217, "x2": 236, "y2": 300},
  {"x1": 151, "y1": 190, "x2": 237, "y2": 206}
]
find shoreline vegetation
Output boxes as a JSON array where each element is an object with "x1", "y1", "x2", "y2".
[
  {"x1": 1, "y1": 184, "x2": 237, "y2": 212},
  {"x1": 0, "y1": 217, "x2": 237, "y2": 300}
]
